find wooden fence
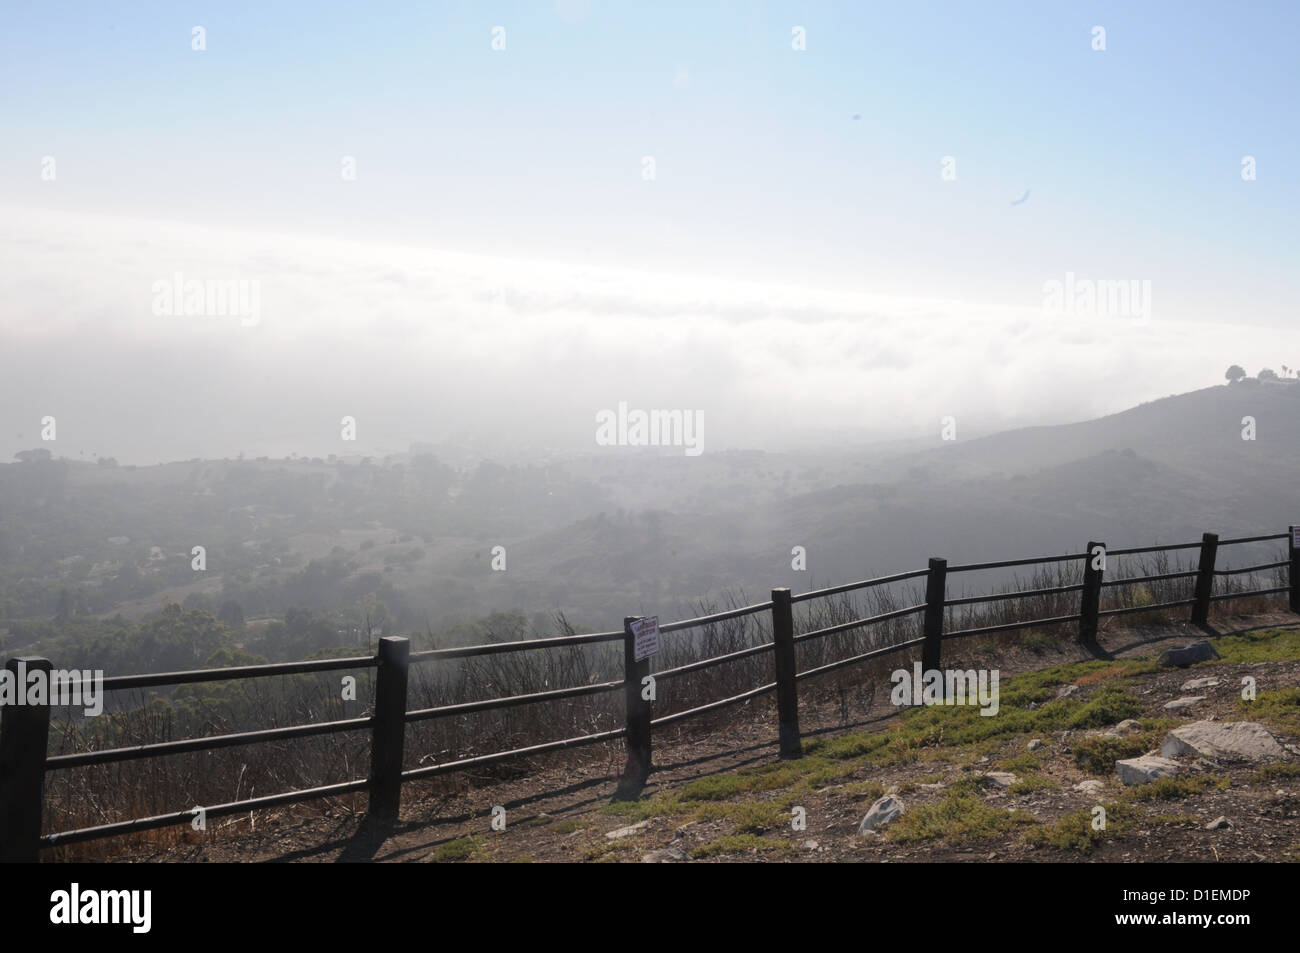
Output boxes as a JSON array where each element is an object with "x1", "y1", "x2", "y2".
[{"x1": 2, "y1": 527, "x2": 1296, "y2": 861}]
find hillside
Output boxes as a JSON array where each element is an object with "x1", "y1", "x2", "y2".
[{"x1": 2, "y1": 382, "x2": 1296, "y2": 653}]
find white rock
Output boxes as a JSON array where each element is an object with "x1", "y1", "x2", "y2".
[
  {"x1": 1073, "y1": 779, "x2": 1105, "y2": 795},
  {"x1": 982, "y1": 772, "x2": 1018, "y2": 789},
  {"x1": 1161, "y1": 721, "x2": 1288, "y2": 762},
  {"x1": 1115, "y1": 719, "x2": 1142, "y2": 732},
  {"x1": 859, "y1": 795, "x2": 905, "y2": 833},
  {"x1": 1056, "y1": 684, "x2": 1079, "y2": 699},
  {"x1": 606, "y1": 820, "x2": 651, "y2": 839},
  {"x1": 1116, "y1": 755, "x2": 1182, "y2": 785},
  {"x1": 1163, "y1": 696, "x2": 1205, "y2": 710},
  {"x1": 1205, "y1": 816, "x2": 1231, "y2": 831},
  {"x1": 1027, "y1": 739, "x2": 1044, "y2": 751},
  {"x1": 1181, "y1": 677, "x2": 1221, "y2": 691}
]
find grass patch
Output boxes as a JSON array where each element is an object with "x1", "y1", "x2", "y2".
[
  {"x1": 1238, "y1": 686, "x2": 1300, "y2": 734},
  {"x1": 694, "y1": 800, "x2": 792, "y2": 834},
  {"x1": 549, "y1": 818, "x2": 584, "y2": 834},
  {"x1": 886, "y1": 784, "x2": 1038, "y2": 846},
  {"x1": 1212, "y1": 627, "x2": 1300, "y2": 664},
  {"x1": 1065, "y1": 688, "x2": 1143, "y2": 729},
  {"x1": 677, "y1": 775, "x2": 750, "y2": 802},
  {"x1": 599, "y1": 793, "x2": 690, "y2": 822},
  {"x1": 1000, "y1": 752, "x2": 1043, "y2": 774},
  {"x1": 1072, "y1": 735, "x2": 1151, "y2": 774},
  {"x1": 1250, "y1": 762, "x2": 1300, "y2": 785},
  {"x1": 1148, "y1": 811, "x2": 1201, "y2": 825},
  {"x1": 1025, "y1": 802, "x2": 1135, "y2": 852},
  {"x1": 690, "y1": 835, "x2": 794, "y2": 859},
  {"x1": 1071, "y1": 721, "x2": 1176, "y2": 775},
  {"x1": 1008, "y1": 774, "x2": 1056, "y2": 794},
  {"x1": 843, "y1": 780, "x2": 886, "y2": 802},
  {"x1": 428, "y1": 836, "x2": 483, "y2": 863},
  {"x1": 1123, "y1": 775, "x2": 1230, "y2": 802}
]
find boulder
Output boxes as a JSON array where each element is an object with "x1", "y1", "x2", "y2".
[
  {"x1": 1157, "y1": 640, "x2": 1219, "y2": 668},
  {"x1": 1161, "y1": 721, "x2": 1288, "y2": 762},
  {"x1": 1163, "y1": 696, "x2": 1206, "y2": 711},
  {"x1": 1181, "y1": 677, "x2": 1221, "y2": 691},
  {"x1": 859, "y1": 795, "x2": 905, "y2": 833},
  {"x1": 1205, "y1": 816, "x2": 1231, "y2": 831},
  {"x1": 1073, "y1": 779, "x2": 1106, "y2": 795},
  {"x1": 1116, "y1": 755, "x2": 1181, "y2": 785}
]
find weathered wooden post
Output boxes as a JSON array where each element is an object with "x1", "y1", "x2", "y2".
[
  {"x1": 1191, "y1": 532, "x2": 1219, "y2": 625},
  {"x1": 1079, "y1": 541, "x2": 1106, "y2": 643},
  {"x1": 922, "y1": 558, "x2": 947, "y2": 678},
  {"x1": 770, "y1": 588, "x2": 801, "y2": 758},
  {"x1": 368, "y1": 636, "x2": 409, "y2": 822},
  {"x1": 1289, "y1": 526, "x2": 1300, "y2": 614},
  {"x1": 621, "y1": 616, "x2": 652, "y2": 787},
  {"x1": 0, "y1": 657, "x2": 53, "y2": 862}
]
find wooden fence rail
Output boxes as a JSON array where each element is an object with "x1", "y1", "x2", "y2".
[{"x1": 1, "y1": 527, "x2": 1296, "y2": 861}]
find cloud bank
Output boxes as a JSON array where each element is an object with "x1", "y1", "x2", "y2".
[{"x1": 1, "y1": 206, "x2": 1295, "y2": 465}]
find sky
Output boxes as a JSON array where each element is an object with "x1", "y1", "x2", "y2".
[{"x1": 1, "y1": 1, "x2": 1298, "y2": 464}]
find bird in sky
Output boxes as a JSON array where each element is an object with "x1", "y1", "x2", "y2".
[{"x1": 1010, "y1": 189, "x2": 1031, "y2": 205}]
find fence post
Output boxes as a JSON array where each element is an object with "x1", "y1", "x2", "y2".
[
  {"x1": 0, "y1": 657, "x2": 53, "y2": 862},
  {"x1": 770, "y1": 588, "x2": 801, "y2": 758},
  {"x1": 368, "y1": 636, "x2": 409, "y2": 823},
  {"x1": 1191, "y1": 532, "x2": 1219, "y2": 625},
  {"x1": 620, "y1": 616, "x2": 652, "y2": 788},
  {"x1": 1079, "y1": 541, "x2": 1106, "y2": 643},
  {"x1": 1290, "y1": 527, "x2": 1300, "y2": 614},
  {"x1": 922, "y1": 558, "x2": 947, "y2": 680}
]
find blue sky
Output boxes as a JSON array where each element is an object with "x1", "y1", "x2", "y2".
[
  {"x1": 3, "y1": 1, "x2": 1296, "y2": 322},
  {"x1": 2, "y1": 3, "x2": 1298, "y2": 463}
]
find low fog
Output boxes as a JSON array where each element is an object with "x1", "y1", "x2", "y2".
[{"x1": 2, "y1": 206, "x2": 1294, "y2": 467}]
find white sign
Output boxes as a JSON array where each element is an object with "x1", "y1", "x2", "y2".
[
  {"x1": 632, "y1": 616, "x2": 660, "y2": 662},
  {"x1": 1292, "y1": 526, "x2": 1300, "y2": 549}
]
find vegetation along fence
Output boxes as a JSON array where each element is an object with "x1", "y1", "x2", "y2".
[{"x1": 2, "y1": 527, "x2": 1298, "y2": 861}]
